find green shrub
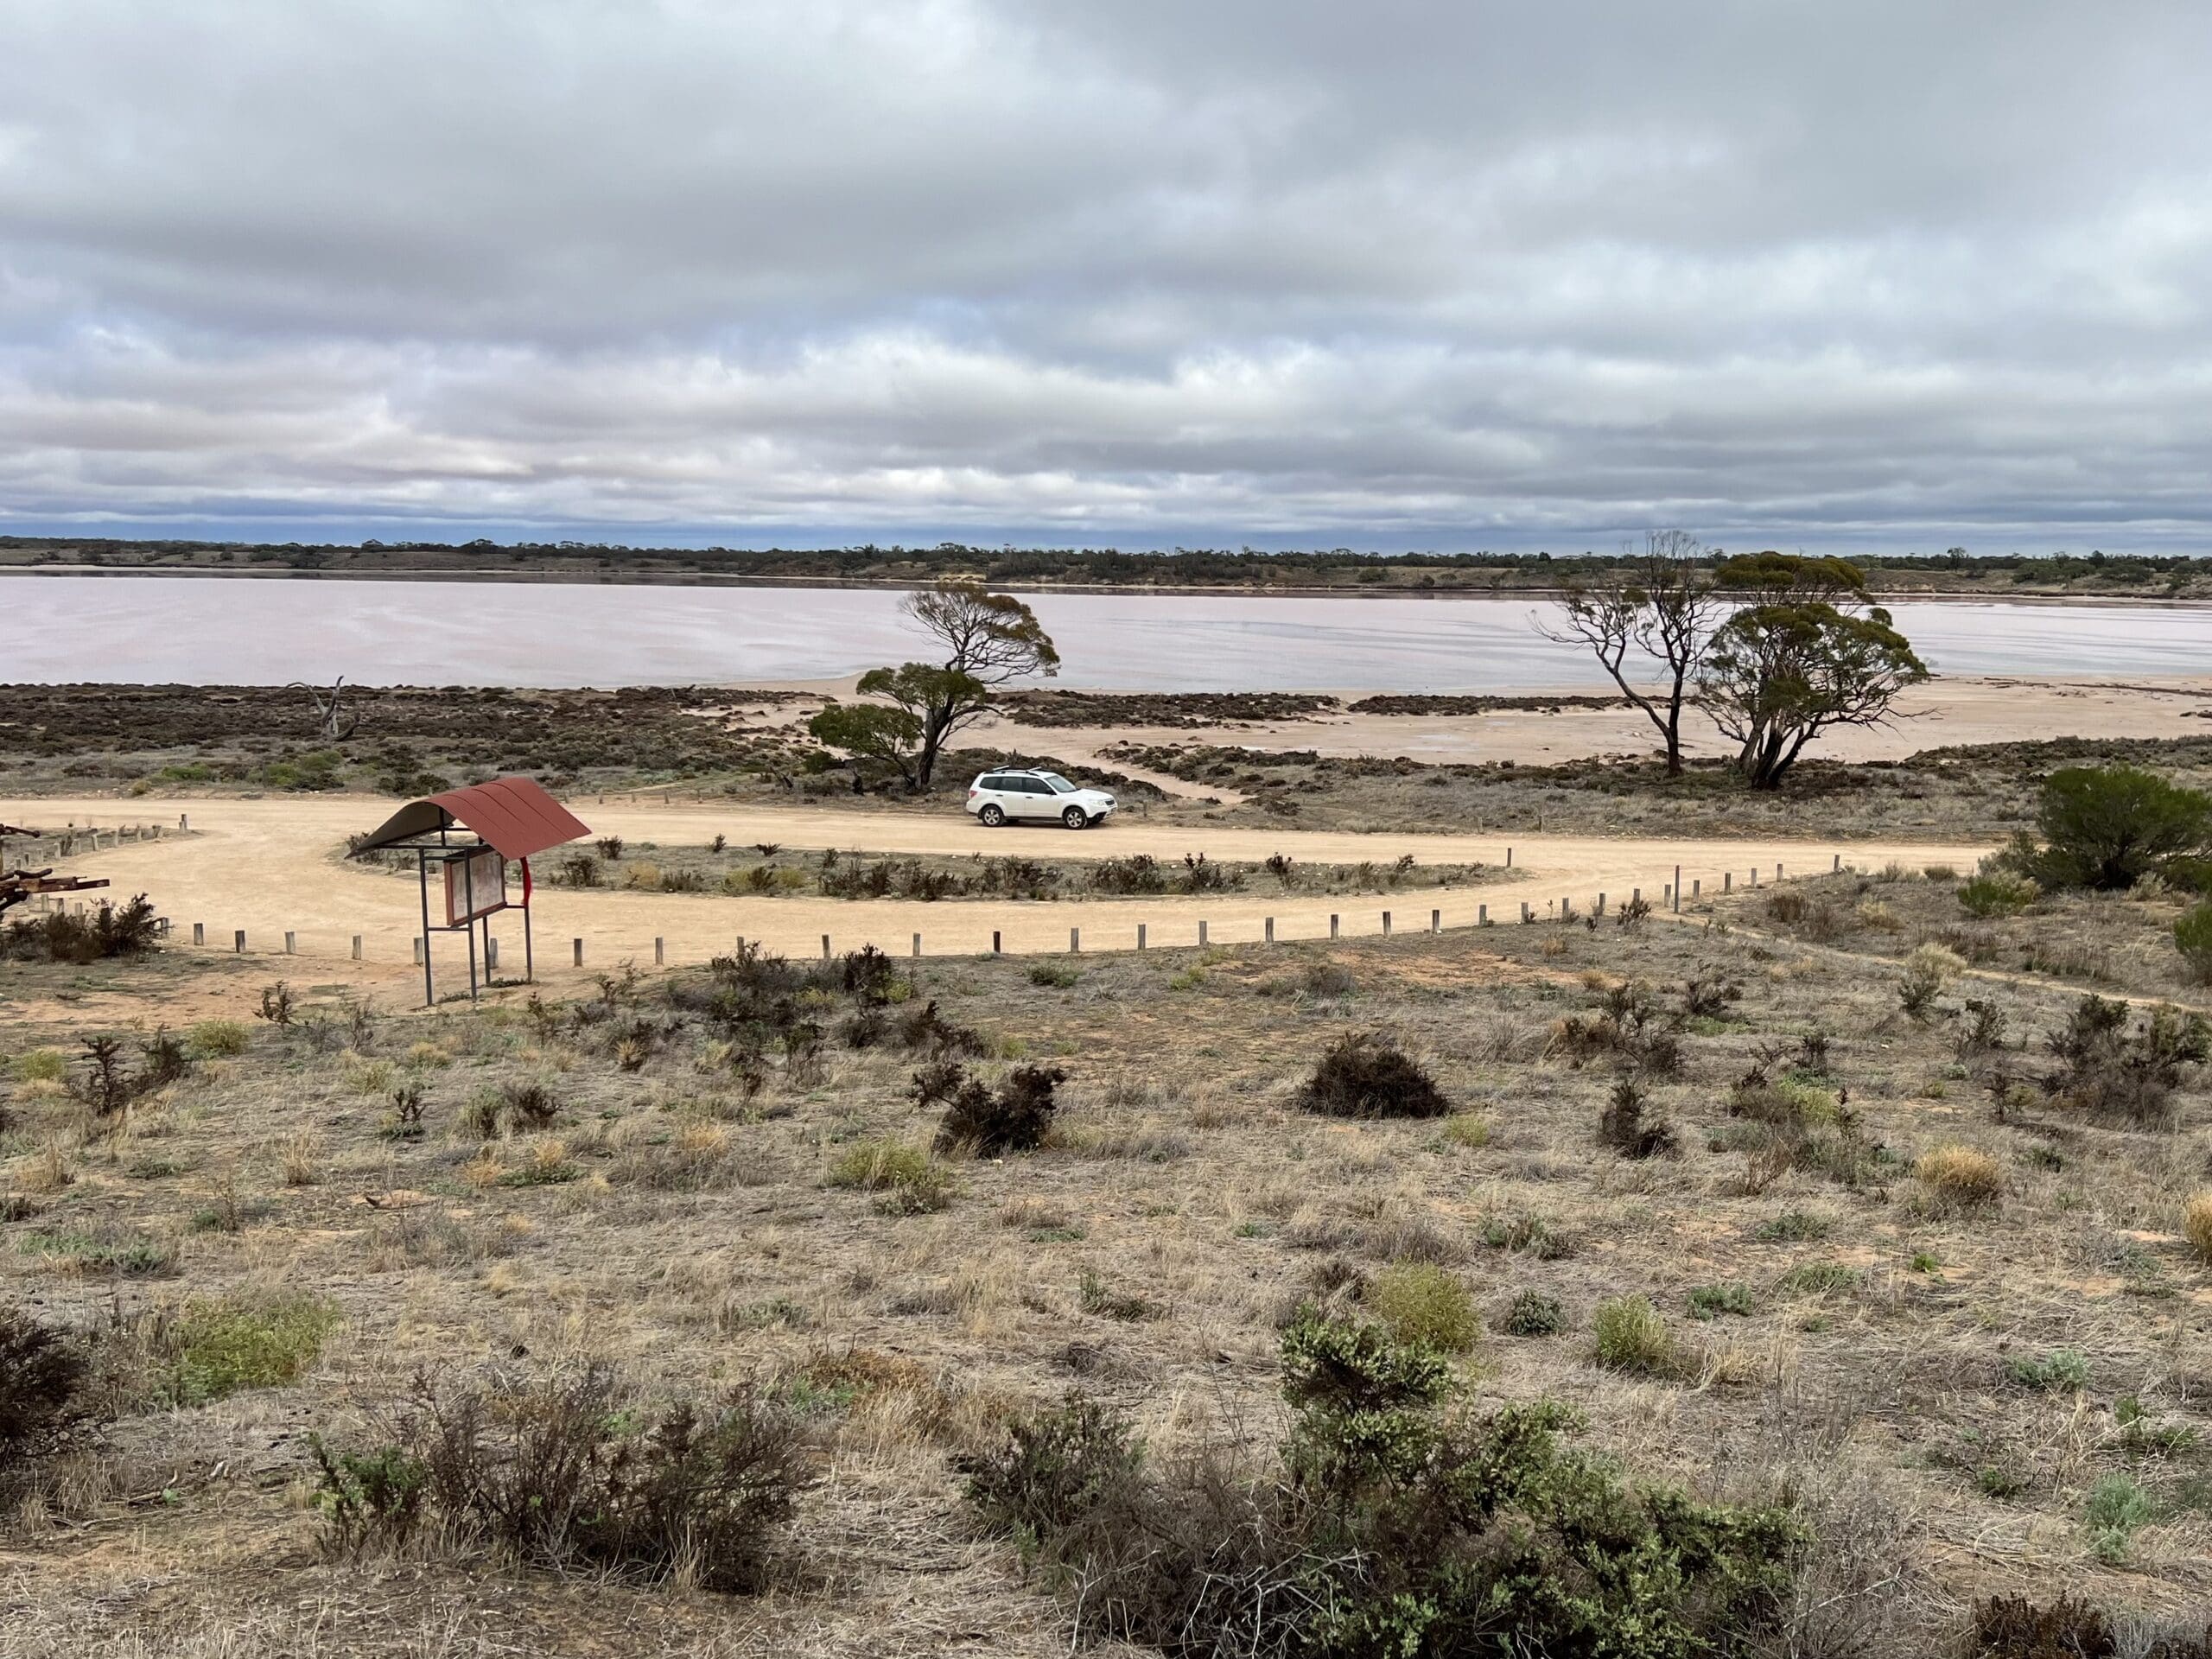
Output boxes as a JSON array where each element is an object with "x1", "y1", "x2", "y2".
[
  {"x1": 187, "y1": 1020, "x2": 251, "y2": 1058},
  {"x1": 1686, "y1": 1282, "x2": 1754, "y2": 1321},
  {"x1": 1027, "y1": 962, "x2": 1081, "y2": 989},
  {"x1": 2005, "y1": 1348, "x2": 2089, "y2": 1394},
  {"x1": 157, "y1": 1295, "x2": 339, "y2": 1406},
  {"x1": 2082, "y1": 1471, "x2": 2153, "y2": 1564},
  {"x1": 1366, "y1": 1263, "x2": 1479, "y2": 1353},
  {"x1": 1957, "y1": 870, "x2": 2039, "y2": 918},
  {"x1": 1753, "y1": 1211, "x2": 1831, "y2": 1242},
  {"x1": 1498, "y1": 1288, "x2": 1567, "y2": 1337},
  {"x1": 1591, "y1": 1294, "x2": 1677, "y2": 1376},
  {"x1": 2044, "y1": 993, "x2": 2209, "y2": 1128},
  {"x1": 1438, "y1": 1112, "x2": 1490, "y2": 1149},
  {"x1": 2176, "y1": 900, "x2": 2212, "y2": 985},
  {"x1": 312, "y1": 1363, "x2": 810, "y2": 1592},
  {"x1": 2011, "y1": 765, "x2": 2212, "y2": 891},
  {"x1": 929, "y1": 1064, "x2": 1063, "y2": 1156},
  {"x1": 965, "y1": 1313, "x2": 1802, "y2": 1656},
  {"x1": 825, "y1": 1137, "x2": 954, "y2": 1213},
  {"x1": 1775, "y1": 1262, "x2": 1861, "y2": 1296}
]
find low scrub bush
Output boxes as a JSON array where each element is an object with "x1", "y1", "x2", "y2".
[
  {"x1": 1957, "y1": 870, "x2": 2039, "y2": 918},
  {"x1": 2176, "y1": 899, "x2": 2212, "y2": 985},
  {"x1": 1296, "y1": 1032, "x2": 1450, "y2": 1119},
  {"x1": 187, "y1": 1020, "x2": 251, "y2": 1058},
  {"x1": 1687, "y1": 1282, "x2": 1754, "y2": 1321},
  {"x1": 1598, "y1": 1076, "x2": 1678, "y2": 1159},
  {"x1": 928, "y1": 1064, "x2": 1065, "y2": 1156},
  {"x1": 0, "y1": 1304, "x2": 85, "y2": 1471},
  {"x1": 156, "y1": 1294, "x2": 340, "y2": 1407},
  {"x1": 1498, "y1": 1288, "x2": 1567, "y2": 1336},
  {"x1": 2006, "y1": 1348, "x2": 2089, "y2": 1394},
  {"x1": 2044, "y1": 993, "x2": 2209, "y2": 1128},
  {"x1": 0, "y1": 893, "x2": 160, "y2": 964},
  {"x1": 1365, "y1": 1262, "x2": 1478, "y2": 1353},
  {"x1": 312, "y1": 1362, "x2": 810, "y2": 1592},
  {"x1": 963, "y1": 1312, "x2": 1801, "y2": 1656},
  {"x1": 1914, "y1": 1142, "x2": 2004, "y2": 1209},
  {"x1": 1550, "y1": 979, "x2": 1683, "y2": 1075},
  {"x1": 2082, "y1": 1471, "x2": 2153, "y2": 1564},
  {"x1": 1897, "y1": 942, "x2": 1964, "y2": 1020}
]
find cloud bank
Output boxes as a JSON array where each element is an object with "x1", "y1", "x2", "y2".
[{"x1": 3, "y1": 1, "x2": 2210, "y2": 550}]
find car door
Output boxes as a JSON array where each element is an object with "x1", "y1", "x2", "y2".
[{"x1": 1008, "y1": 778, "x2": 1052, "y2": 819}]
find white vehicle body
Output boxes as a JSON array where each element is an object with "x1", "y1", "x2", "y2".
[{"x1": 965, "y1": 768, "x2": 1117, "y2": 829}]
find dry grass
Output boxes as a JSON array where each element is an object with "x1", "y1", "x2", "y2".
[{"x1": 3, "y1": 872, "x2": 2210, "y2": 1651}]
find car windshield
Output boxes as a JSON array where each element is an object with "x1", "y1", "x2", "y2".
[{"x1": 1039, "y1": 772, "x2": 1077, "y2": 793}]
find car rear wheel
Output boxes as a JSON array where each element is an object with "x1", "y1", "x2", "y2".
[
  {"x1": 1062, "y1": 805, "x2": 1088, "y2": 830},
  {"x1": 979, "y1": 804, "x2": 1006, "y2": 827}
]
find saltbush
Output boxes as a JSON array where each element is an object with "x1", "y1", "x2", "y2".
[
  {"x1": 2009, "y1": 765, "x2": 2212, "y2": 891},
  {"x1": 2176, "y1": 899, "x2": 2212, "y2": 985},
  {"x1": 1365, "y1": 1262, "x2": 1479, "y2": 1353}
]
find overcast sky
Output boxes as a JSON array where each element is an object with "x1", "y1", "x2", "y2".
[{"x1": 3, "y1": 2, "x2": 2210, "y2": 551}]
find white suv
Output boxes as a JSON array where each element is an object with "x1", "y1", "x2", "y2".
[{"x1": 966, "y1": 768, "x2": 1118, "y2": 830}]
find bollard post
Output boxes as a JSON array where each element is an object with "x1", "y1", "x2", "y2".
[
  {"x1": 573, "y1": 938, "x2": 584, "y2": 967},
  {"x1": 1631, "y1": 887, "x2": 1640, "y2": 908},
  {"x1": 351, "y1": 934, "x2": 362, "y2": 961},
  {"x1": 992, "y1": 931, "x2": 1001, "y2": 954},
  {"x1": 1330, "y1": 913, "x2": 1340, "y2": 938},
  {"x1": 193, "y1": 922, "x2": 205, "y2": 946},
  {"x1": 487, "y1": 938, "x2": 499, "y2": 970},
  {"x1": 1750, "y1": 868, "x2": 1758, "y2": 889},
  {"x1": 1265, "y1": 918, "x2": 1274, "y2": 944},
  {"x1": 1136, "y1": 923, "x2": 1146, "y2": 950},
  {"x1": 1521, "y1": 902, "x2": 1531, "y2": 923},
  {"x1": 1777, "y1": 862, "x2": 1783, "y2": 881},
  {"x1": 1561, "y1": 898, "x2": 1573, "y2": 922},
  {"x1": 414, "y1": 938, "x2": 424, "y2": 965},
  {"x1": 1723, "y1": 872, "x2": 1732, "y2": 893},
  {"x1": 654, "y1": 937, "x2": 664, "y2": 966},
  {"x1": 1694, "y1": 878, "x2": 1701, "y2": 899},
  {"x1": 1478, "y1": 904, "x2": 1488, "y2": 925},
  {"x1": 912, "y1": 931, "x2": 922, "y2": 958},
  {"x1": 1198, "y1": 920, "x2": 1209, "y2": 946},
  {"x1": 1431, "y1": 908, "x2": 1440, "y2": 934},
  {"x1": 284, "y1": 931, "x2": 296, "y2": 955},
  {"x1": 1505, "y1": 846, "x2": 1512, "y2": 868},
  {"x1": 1596, "y1": 893, "x2": 1606, "y2": 917},
  {"x1": 233, "y1": 929, "x2": 245, "y2": 953},
  {"x1": 1382, "y1": 911, "x2": 1392, "y2": 937},
  {"x1": 1071, "y1": 926, "x2": 1080, "y2": 954},
  {"x1": 1675, "y1": 864, "x2": 1681, "y2": 912},
  {"x1": 1833, "y1": 852, "x2": 1840, "y2": 872},
  {"x1": 821, "y1": 935, "x2": 831, "y2": 961},
  {"x1": 180, "y1": 814, "x2": 188, "y2": 831}
]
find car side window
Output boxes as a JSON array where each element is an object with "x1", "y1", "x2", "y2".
[{"x1": 979, "y1": 775, "x2": 1007, "y2": 790}]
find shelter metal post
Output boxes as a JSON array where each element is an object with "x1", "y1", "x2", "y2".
[{"x1": 416, "y1": 849, "x2": 435, "y2": 1007}]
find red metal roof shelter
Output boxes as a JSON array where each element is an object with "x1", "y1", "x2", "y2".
[
  {"x1": 351, "y1": 777, "x2": 590, "y2": 1005},
  {"x1": 353, "y1": 777, "x2": 590, "y2": 861}
]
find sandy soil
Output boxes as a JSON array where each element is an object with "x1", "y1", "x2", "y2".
[
  {"x1": 966, "y1": 673, "x2": 2212, "y2": 770},
  {"x1": 2, "y1": 793, "x2": 1991, "y2": 1004}
]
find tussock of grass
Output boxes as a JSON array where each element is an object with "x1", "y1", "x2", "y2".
[
  {"x1": 157, "y1": 1294, "x2": 340, "y2": 1406},
  {"x1": 1367, "y1": 1262, "x2": 1479, "y2": 1353},
  {"x1": 1591, "y1": 1295, "x2": 1676, "y2": 1376},
  {"x1": 1915, "y1": 1142, "x2": 2004, "y2": 1209},
  {"x1": 826, "y1": 1138, "x2": 955, "y2": 1214}
]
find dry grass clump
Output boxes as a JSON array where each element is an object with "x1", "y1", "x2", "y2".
[
  {"x1": 826, "y1": 1137, "x2": 955, "y2": 1214},
  {"x1": 1365, "y1": 1262, "x2": 1479, "y2": 1353},
  {"x1": 1591, "y1": 1294, "x2": 1679, "y2": 1376},
  {"x1": 2183, "y1": 1191, "x2": 2212, "y2": 1264},
  {"x1": 1296, "y1": 1032, "x2": 1450, "y2": 1119},
  {"x1": 1914, "y1": 1142, "x2": 2004, "y2": 1210}
]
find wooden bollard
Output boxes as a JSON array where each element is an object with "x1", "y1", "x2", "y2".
[
  {"x1": 1382, "y1": 911, "x2": 1392, "y2": 937},
  {"x1": 992, "y1": 931, "x2": 1001, "y2": 954},
  {"x1": 233, "y1": 929, "x2": 245, "y2": 953},
  {"x1": 1071, "y1": 927, "x2": 1080, "y2": 953},
  {"x1": 1330, "y1": 913, "x2": 1340, "y2": 938},
  {"x1": 351, "y1": 935, "x2": 362, "y2": 960},
  {"x1": 1723, "y1": 872, "x2": 1732, "y2": 893},
  {"x1": 284, "y1": 931, "x2": 296, "y2": 955},
  {"x1": 1833, "y1": 852, "x2": 1840, "y2": 872},
  {"x1": 1521, "y1": 902, "x2": 1531, "y2": 922},
  {"x1": 1596, "y1": 893, "x2": 1606, "y2": 917},
  {"x1": 573, "y1": 938, "x2": 583, "y2": 966},
  {"x1": 179, "y1": 814, "x2": 188, "y2": 831},
  {"x1": 414, "y1": 938, "x2": 424, "y2": 965},
  {"x1": 1198, "y1": 920, "x2": 1209, "y2": 946},
  {"x1": 1749, "y1": 868, "x2": 1758, "y2": 889},
  {"x1": 1136, "y1": 923, "x2": 1146, "y2": 950},
  {"x1": 1431, "y1": 908, "x2": 1440, "y2": 933},
  {"x1": 654, "y1": 937, "x2": 664, "y2": 965},
  {"x1": 192, "y1": 922, "x2": 205, "y2": 945},
  {"x1": 912, "y1": 932, "x2": 922, "y2": 957},
  {"x1": 1694, "y1": 878, "x2": 1701, "y2": 899},
  {"x1": 1675, "y1": 864, "x2": 1681, "y2": 911},
  {"x1": 1505, "y1": 846, "x2": 1512, "y2": 868},
  {"x1": 1478, "y1": 904, "x2": 1489, "y2": 925},
  {"x1": 821, "y1": 935, "x2": 831, "y2": 961},
  {"x1": 1264, "y1": 918, "x2": 1274, "y2": 944},
  {"x1": 1777, "y1": 862, "x2": 1783, "y2": 881},
  {"x1": 487, "y1": 938, "x2": 499, "y2": 969}
]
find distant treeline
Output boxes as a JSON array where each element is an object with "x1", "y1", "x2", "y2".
[{"x1": 0, "y1": 535, "x2": 2202, "y2": 595}]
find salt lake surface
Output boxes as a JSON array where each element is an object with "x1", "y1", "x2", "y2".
[{"x1": 3, "y1": 575, "x2": 2204, "y2": 691}]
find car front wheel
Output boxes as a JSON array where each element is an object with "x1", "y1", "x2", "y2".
[
  {"x1": 979, "y1": 804, "x2": 1006, "y2": 827},
  {"x1": 1062, "y1": 805, "x2": 1088, "y2": 830}
]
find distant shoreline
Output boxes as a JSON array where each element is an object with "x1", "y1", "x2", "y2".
[{"x1": 3, "y1": 563, "x2": 2209, "y2": 609}]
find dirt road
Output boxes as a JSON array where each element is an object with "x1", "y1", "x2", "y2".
[{"x1": 4, "y1": 794, "x2": 1991, "y2": 1001}]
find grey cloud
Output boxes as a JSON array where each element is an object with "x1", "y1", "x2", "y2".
[{"x1": 3, "y1": 0, "x2": 2211, "y2": 547}]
